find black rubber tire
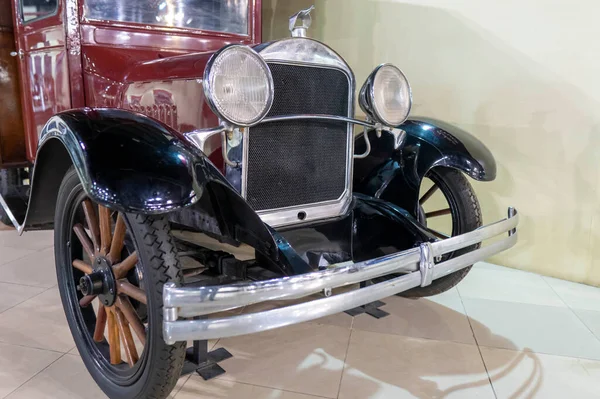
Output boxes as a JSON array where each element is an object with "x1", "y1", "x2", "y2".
[
  {"x1": 400, "y1": 167, "x2": 482, "y2": 298},
  {"x1": 55, "y1": 167, "x2": 186, "y2": 399}
]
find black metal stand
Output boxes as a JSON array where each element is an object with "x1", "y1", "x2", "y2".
[
  {"x1": 181, "y1": 340, "x2": 233, "y2": 380},
  {"x1": 344, "y1": 300, "x2": 389, "y2": 318},
  {"x1": 344, "y1": 281, "x2": 389, "y2": 318}
]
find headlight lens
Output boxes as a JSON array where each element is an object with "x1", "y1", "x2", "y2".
[
  {"x1": 359, "y1": 64, "x2": 412, "y2": 126},
  {"x1": 203, "y1": 45, "x2": 274, "y2": 127}
]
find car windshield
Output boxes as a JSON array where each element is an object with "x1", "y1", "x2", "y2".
[{"x1": 84, "y1": 0, "x2": 249, "y2": 35}]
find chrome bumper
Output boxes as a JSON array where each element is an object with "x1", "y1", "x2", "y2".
[{"x1": 163, "y1": 207, "x2": 519, "y2": 344}]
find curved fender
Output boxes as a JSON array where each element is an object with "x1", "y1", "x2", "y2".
[
  {"x1": 24, "y1": 108, "x2": 278, "y2": 257},
  {"x1": 354, "y1": 117, "x2": 496, "y2": 217}
]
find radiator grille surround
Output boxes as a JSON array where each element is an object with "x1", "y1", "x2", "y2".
[{"x1": 243, "y1": 62, "x2": 353, "y2": 223}]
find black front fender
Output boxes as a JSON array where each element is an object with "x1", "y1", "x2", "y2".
[
  {"x1": 24, "y1": 108, "x2": 278, "y2": 258},
  {"x1": 354, "y1": 117, "x2": 496, "y2": 216}
]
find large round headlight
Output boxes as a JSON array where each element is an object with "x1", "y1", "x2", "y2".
[
  {"x1": 359, "y1": 64, "x2": 412, "y2": 126},
  {"x1": 203, "y1": 45, "x2": 274, "y2": 127}
]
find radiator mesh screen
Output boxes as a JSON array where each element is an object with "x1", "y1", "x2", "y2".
[{"x1": 246, "y1": 64, "x2": 350, "y2": 211}]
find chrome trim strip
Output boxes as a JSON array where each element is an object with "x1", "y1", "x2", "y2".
[
  {"x1": 184, "y1": 126, "x2": 225, "y2": 154},
  {"x1": 257, "y1": 197, "x2": 353, "y2": 228},
  {"x1": 260, "y1": 115, "x2": 406, "y2": 152},
  {"x1": 163, "y1": 208, "x2": 518, "y2": 342},
  {"x1": 261, "y1": 114, "x2": 374, "y2": 128},
  {"x1": 240, "y1": 126, "x2": 250, "y2": 198},
  {"x1": 430, "y1": 214, "x2": 519, "y2": 257}
]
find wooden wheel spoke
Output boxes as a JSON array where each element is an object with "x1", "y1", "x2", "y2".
[
  {"x1": 117, "y1": 281, "x2": 147, "y2": 305},
  {"x1": 419, "y1": 184, "x2": 439, "y2": 205},
  {"x1": 116, "y1": 296, "x2": 146, "y2": 345},
  {"x1": 113, "y1": 252, "x2": 138, "y2": 280},
  {"x1": 425, "y1": 208, "x2": 451, "y2": 218},
  {"x1": 82, "y1": 200, "x2": 101, "y2": 254},
  {"x1": 107, "y1": 308, "x2": 122, "y2": 364},
  {"x1": 73, "y1": 224, "x2": 95, "y2": 260},
  {"x1": 98, "y1": 206, "x2": 112, "y2": 255},
  {"x1": 73, "y1": 259, "x2": 93, "y2": 274},
  {"x1": 94, "y1": 304, "x2": 107, "y2": 342},
  {"x1": 109, "y1": 214, "x2": 126, "y2": 263},
  {"x1": 115, "y1": 307, "x2": 139, "y2": 366},
  {"x1": 428, "y1": 228, "x2": 450, "y2": 240},
  {"x1": 79, "y1": 295, "x2": 96, "y2": 308}
]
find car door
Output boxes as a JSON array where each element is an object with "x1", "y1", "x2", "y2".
[
  {"x1": 11, "y1": 0, "x2": 73, "y2": 162},
  {"x1": 0, "y1": 0, "x2": 27, "y2": 167}
]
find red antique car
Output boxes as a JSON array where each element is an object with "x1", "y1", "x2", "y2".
[{"x1": 0, "y1": 1, "x2": 518, "y2": 398}]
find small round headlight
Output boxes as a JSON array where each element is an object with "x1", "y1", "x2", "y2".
[
  {"x1": 359, "y1": 64, "x2": 412, "y2": 126},
  {"x1": 203, "y1": 45, "x2": 274, "y2": 127}
]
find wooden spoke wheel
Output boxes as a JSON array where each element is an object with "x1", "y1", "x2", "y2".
[
  {"x1": 54, "y1": 168, "x2": 185, "y2": 399},
  {"x1": 72, "y1": 202, "x2": 145, "y2": 366},
  {"x1": 403, "y1": 167, "x2": 483, "y2": 297}
]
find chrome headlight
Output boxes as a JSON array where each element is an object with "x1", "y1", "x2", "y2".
[
  {"x1": 203, "y1": 45, "x2": 274, "y2": 127},
  {"x1": 359, "y1": 64, "x2": 412, "y2": 126}
]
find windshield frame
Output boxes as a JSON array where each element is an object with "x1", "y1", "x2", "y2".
[{"x1": 81, "y1": 0, "x2": 257, "y2": 39}]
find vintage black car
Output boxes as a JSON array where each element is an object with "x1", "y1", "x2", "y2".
[{"x1": 0, "y1": 1, "x2": 518, "y2": 398}]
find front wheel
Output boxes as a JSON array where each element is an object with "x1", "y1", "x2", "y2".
[
  {"x1": 55, "y1": 167, "x2": 185, "y2": 399},
  {"x1": 400, "y1": 167, "x2": 482, "y2": 297}
]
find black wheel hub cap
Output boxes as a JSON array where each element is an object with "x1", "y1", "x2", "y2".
[{"x1": 78, "y1": 256, "x2": 117, "y2": 307}]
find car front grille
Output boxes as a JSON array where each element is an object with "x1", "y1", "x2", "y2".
[{"x1": 245, "y1": 63, "x2": 351, "y2": 212}]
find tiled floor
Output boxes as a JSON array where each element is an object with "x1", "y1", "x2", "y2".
[{"x1": 1, "y1": 228, "x2": 600, "y2": 398}]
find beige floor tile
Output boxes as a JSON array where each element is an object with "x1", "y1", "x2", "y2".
[
  {"x1": 572, "y1": 308, "x2": 600, "y2": 340},
  {"x1": 544, "y1": 276, "x2": 600, "y2": 312},
  {"x1": 0, "y1": 288, "x2": 74, "y2": 352},
  {"x1": 0, "y1": 246, "x2": 36, "y2": 267},
  {"x1": 5, "y1": 354, "x2": 106, "y2": 399},
  {"x1": 311, "y1": 312, "x2": 354, "y2": 329},
  {"x1": 0, "y1": 230, "x2": 53, "y2": 251},
  {"x1": 0, "y1": 282, "x2": 46, "y2": 314},
  {"x1": 481, "y1": 347, "x2": 600, "y2": 399},
  {"x1": 352, "y1": 290, "x2": 475, "y2": 344},
  {"x1": 0, "y1": 247, "x2": 57, "y2": 287},
  {"x1": 216, "y1": 322, "x2": 351, "y2": 398},
  {"x1": 339, "y1": 330, "x2": 494, "y2": 399},
  {"x1": 6, "y1": 353, "x2": 190, "y2": 399},
  {"x1": 169, "y1": 375, "x2": 194, "y2": 399},
  {"x1": 0, "y1": 343, "x2": 62, "y2": 398},
  {"x1": 473, "y1": 261, "x2": 522, "y2": 272},
  {"x1": 457, "y1": 268, "x2": 566, "y2": 307},
  {"x1": 175, "y1": 376, "x2": 324, "y2": 399},
  {"x1": 463, "y1": 298, "x2": 600, "y2": 359},
  {"x1": 0, "y1": 222, "x2": 13, "y2": 231}
]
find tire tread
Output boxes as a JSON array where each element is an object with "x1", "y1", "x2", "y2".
[
  {"x1": 401, "y1": 167, "x2": 482, "y2": 298},
  {"x1": 128, "y1": 214, "x2": 185, "y2": 399}
]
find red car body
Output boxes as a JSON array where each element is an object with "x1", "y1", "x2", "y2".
[{"x1": 1, "y1": 0, "x2": 260, "y2": 168}]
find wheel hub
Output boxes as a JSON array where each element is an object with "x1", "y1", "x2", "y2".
[{"x1": 78, "y1": 256, "x2": 117, "y2": 307}]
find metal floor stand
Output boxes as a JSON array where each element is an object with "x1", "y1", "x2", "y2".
[
  {"x1": 344, "y1": 300, "x2": 389, "y2": 318},
  {"x1": 180, "y1": 339, "x2": 233, "y2": 380},
  {"x1": 344, "y1": 281, "x2": 389, "y2": 318}
]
